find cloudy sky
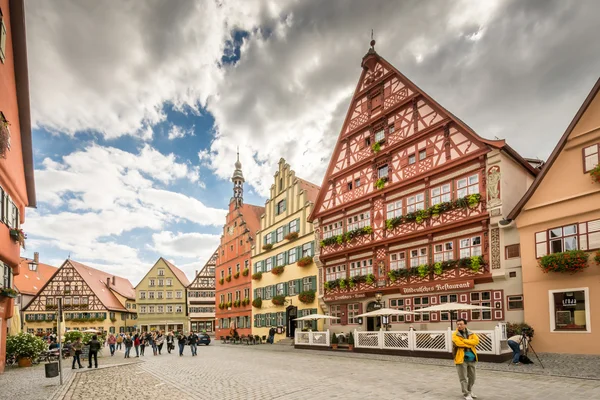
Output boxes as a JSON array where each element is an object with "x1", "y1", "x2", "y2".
[{"x1": 23, "y1": 0, "x2": 600, "y2": 286}]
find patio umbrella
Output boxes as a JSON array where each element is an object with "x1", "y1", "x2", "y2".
[
  {"x1": 293, "y1": 314, "x2": 341, "y2": 321},
  {"x1": 414, "y1": 302, "x2": 493, "y2": 329},
  {"x1": 355, "y1": 308, "x2": 416, "y2": 331},
  {"x1": 82, "y1": 328, "x2": 100, "y2": 333}
]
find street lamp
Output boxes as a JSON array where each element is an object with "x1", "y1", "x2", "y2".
[{"x1": 375, "y1": 291, "x2": 383, "y2": 303}]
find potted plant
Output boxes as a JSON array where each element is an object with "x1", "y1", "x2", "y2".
[
  {"x1": 226, "y1": 275, "x2": 232, "y2": 282},
  {"x1": 0, "y1": 287, "x2": 18, "y2": 298},
  {"x1": 590, "y1": 164, "x2": 600, "y2": 184},
  {"x1": 539, "y1": 250, "x2": 589, "y2": 274},
  {"x1": 298, "y1": 290, "x2": 315, "y2": 304},
  {"x1": 234, "y1": 271, "x2": 240, "y2": 279},
  {"x1": 219, "y1": 278, "x2": 224, "y2": 285},
  {"x1": 297, "y1": 256, "x2": 313, "y2": 267},
  {"x1": 242, "y1": 268, "x2": 250, "y2": 276},
  {"x1": 252, "y1": 298, "x2": 262, "y2": 308},
  {"x1": 271, "y1": 295, "x2": 286, "y2": 306},
  {"x1": 594, "y1": 250, "x2": 600, "y2": 266},
  {"x1": 6, "y1": 332, "x2": 47, "y2": 368},
  {"x1": 9, "y1": 228, "x2": 26, "y2": 249},
  {"x1": 262, "y1": 243, "x2": 273, "y2": 251},
  {"x1": 252, "y1": 272, "x2": 263, "y2": 281},
  {"x1": 331, "y1": 332, "x2": 338, "y2": 349},
  {"x1": 271, "y1": 266, "x2": 285, "y2": 275},
  {"x1": 374, "y1": 176, "x2": 388, "y2": 190},
  {"x1": 348, "y1": 331, "x2": 354, "y2": 351},
  {"x1": 284, "y1": 231, "x2": 299, "y2": 241}
]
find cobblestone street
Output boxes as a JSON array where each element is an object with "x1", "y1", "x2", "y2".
[{"x1": 2, "y1": 344, "x2": 599, "y2": 400}]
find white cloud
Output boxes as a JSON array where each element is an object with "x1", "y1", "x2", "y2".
[
  {"x1": 168, "y1": 125, "x2": 195, "y2": 140},
  {"x1": 151, "y1": 231, "x2": 220, "y2": 260}
]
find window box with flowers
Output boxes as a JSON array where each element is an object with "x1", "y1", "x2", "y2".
[
  {"x1": 0, "y1": 287, "x2": 18, "y2": 298},
  {"x1": 262, "y1": 243, "x2": 273, "y2": 251},
  {"x1": 233, "y1": 300, "x2": 241, "y2": 308},
  {"x1": 9, "y1": 228, "x2": 27, "y2": 249},
  {"x1": 242, "y1": 268, "x2": 249, "y2": 277},
  {"x1": 242, "y1": 298, "x2": 250, "y2": 306},
  {"x1": 225, "y1": 275, "x2": 232, "y2": 282},
  {"x1": 539, "y1": 250, "x2": 590, "y2": 274},
  {"x1": 298, "y1": 290, "x2": 315, "y2": 304},
  {"x1": 590, "y1": 164, "x2": 600, "y2": 184},
  {"x1": 284, "y1": 231, "x2": 299, "y2": 241},
  {"x1": 374, "y1": 176, "x2": 388, "y2": 190},
  {"x1": 252, "y1": 272, "x2": 262, "y2": 281},
  {"x1": 297, "y1": 256, "x2": 313, "y2": 267},
  {"x1": 271, "y1": 266, "x2": 285, "y2": 275},
  {"x1": 219, "y1": 278, "x2": 224, "y2": 285},
  {"x1": 271, "y1": 295, "x2": 286, "y2": 306},
  {"x1": 233, "y1": 272, "x2": 240, "y2": 279},
  {"x1": 595, "y1": 251, "x2": 600, "y2": 265},
  {"x1": 252, "y1": 298, "x2": 262, "y2": 308}
]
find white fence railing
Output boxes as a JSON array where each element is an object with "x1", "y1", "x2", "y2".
[
  {"x1": 355, "y1": 326, "x2": 503, "y2": 355},
  {"x1": 295, "y1": 330, "x2": 330, "y2": 347}
]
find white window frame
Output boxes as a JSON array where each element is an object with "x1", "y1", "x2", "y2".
[
  {"x1": 347, "y1": 212, "x2": 371, "y2": 231},
  {"x1": 434, "y1": 241, "x2": 454, "y2": 262},
  {"x1": 374, "y1": 129, "x2": 385, "y2": 142},
  {"x1": 139, "y1": 291, "x2": 146, "y2": 300},
  {"x1": 325, "y1": 264, "x2": 346, "y2": 281},
  {"x1": 349, "y1": 259, "x2": 373, "y2": 277},
  {"x1": 459, "y1": 236, "x2": 482, "y2": 258},
  {"x1": 323, "y1": 221, "x2": 343, "y2": 239},
  {"x1": 289, "y1": 219, "x2": 298, "y2": 233},
  {"x1": 406, "y1": 193, "x2": 425, "y2": 213},
  {"x1": 386, "y1": 200, "x2": 402, "y2": 219},
  {"x1": 378, "y1": 165, "x2": 389, "y2": 179},
  {"x1": 276, "y1": 253, "x2": 284, "y2": 266},
  {"x1": 176, "y1": 291, "x2": 183, "y2": 299},
  {"x1": 548, "y1": 287, "x2": 591, "y2": 334},
  {"x1": 430, "y1": 183, "x2": 451, "y2": 205},
  {"x1": 288, "y1": 248, "x2": 297, "y2": 264},
  {"x1": 456, "y1": 174, "x2": 479, "y2": 198},
  {"x1": 276, "y1": 226, "x2": 284, "y2": 242},
  {"x1": 302, "y1": 242, "x2": 313, "y2": 257},
  {"x1": 583, "y1": 144, "x2": 599, "y2": 172},
  {"x1": 265, "y1": 258, "x2": 273, "y2": 272},
  {"x1": 409, "y1": 247, "x2": 428, "y2": 268},
  {"x1": 390, "y1": 251, "x2": 406, "y2": 270}
]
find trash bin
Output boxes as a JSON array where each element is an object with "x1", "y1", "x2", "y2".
[{"x1": 45, "y1": 362, "x2": 59, "y2": 378}]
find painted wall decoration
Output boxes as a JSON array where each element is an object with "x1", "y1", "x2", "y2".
[{"x1": 487, "y1": 166, "x2": 501, "y2": 207}]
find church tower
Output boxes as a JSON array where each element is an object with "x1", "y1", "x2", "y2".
[{"x1": 231, "y1": 150, "x2": 244, "y2": 208}]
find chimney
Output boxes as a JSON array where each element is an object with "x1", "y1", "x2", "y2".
[
  {"x1": 34, "y1": 252, "x2": 39, "y2": 265},
  {"x1": 112, "y1": 276, "x2": 115, "y2": 285},
  {"x1": 106, "y1": 277, "x2": 110, "y2": 286}
]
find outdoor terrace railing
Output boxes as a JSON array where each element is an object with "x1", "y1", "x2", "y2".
[{"x1": 294, "y1": 330, "x2": 330, "y2": 347}]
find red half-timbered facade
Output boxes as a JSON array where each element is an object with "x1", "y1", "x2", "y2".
[{"x1": 310, "y1": 42, "x2": 538, "y2": 332}]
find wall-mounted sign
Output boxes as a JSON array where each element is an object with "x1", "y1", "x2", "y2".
[
  {"x1": 562, "y1": 298, "x2": 577, "y2": 307},
  {"x1": 323, "y1": 292, "x2": 367, "y2": 302},
  {"x1": 400, "y1": 280, "x2": 474, "y2": 295}
]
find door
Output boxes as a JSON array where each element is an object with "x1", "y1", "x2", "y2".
[{"x1": 286, "y1": 306, "x2": 298, "y2": 337}]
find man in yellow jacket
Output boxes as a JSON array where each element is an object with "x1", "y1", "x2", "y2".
[{"x1": 452, "y1": 318, "x2": 480, "y2": 400}]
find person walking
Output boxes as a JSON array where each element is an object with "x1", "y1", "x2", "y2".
[
  {"x1": 124, "y1": 335, "x2": 133, "y2": 358},
  {"x1": 188, "y1": 331, "x2": 198, "y2": 356},
  {"x1": 133, "y1": 333, "x2": 140, "y2": 357},
  {"x1": 507, "y1": 333, "x2": 529, "y2": 365},
  {"x1": 452, "y1": 319, "x2": 480, "y2": 400},
  {"x1": 70, "y1": 337, "x2": 83, "y2": 369},
  {"x1": 268, "y1": 327, "x2": 276, "y2": 344},
  {"x1": 116, "y1": 334, "x2": 123, "y2": 351},
  {"x1": 177, "y1": 332, "x2": 187, "y2": 356},
  {"x1": 107, "y1": 334, "x2": 116, "y2": 356},
  {"x1": 166, "y1": 331, "x2": 174, "y2": 354},
  {"x1": 156, "y1": 331, "x2": 165, "y2": 355},
  {"x1": 87, "y1": 335, "x2": 101, "y2": 369}
]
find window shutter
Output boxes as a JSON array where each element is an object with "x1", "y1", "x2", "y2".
[
  {"x1": 271, "y1": 314, "x2": 276, "y2": 326},
  {"x1": 297, "y1": 246, "x2": 303, "y2": 258},
  {"x1": 426, "y1": 144, "x2": 434, "y2": 157},
  {"x1": 535, "y1": 231, "x2": 547, "y2": 258},
  {"x1": 263, "y1": 235, "x2": 267, "y2": 245},
  {"x1": 271, "y1": 232, "x2": 276, "y2": 243},
  {"x1": 272, "y1": 256, "x2": 277, "y2": 268},
  {"x1": 312, "y1": 309, "x2": 318, "y2": 330},
  {"x1": 340, "y1": 304, "x2": 348, "y2": 325},
  {"x1": 283, "y1": 199, "x2": 287, "y2": 212},
  {"x1": 283, "y1": 283, "x2": 288, "y2": 296},
  {"x1": 261, "y1": 287, "x2": 266, "y2": 299},
  {"x1": 400, "y1": 157, "x2": 409, "y2": 168},
  {"x1": 283, "y1": 224, "x2": 288, "y2": 236},
  {"x1": 295, "y1": 279, "x2": 301, "y2": 294},
  {"x1": 310, "y1": 276, "x2": 317, "y2": 292},
  {"x1": 283, "y1": 251, "x2": 288, "y2": 265},
  {"x1": 310, "y1": 241, "x2": 315, "y2": 256}
]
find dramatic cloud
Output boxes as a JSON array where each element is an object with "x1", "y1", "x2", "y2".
[{"x1": 168, "y1": 125, "x2": 196, "y2": 140}]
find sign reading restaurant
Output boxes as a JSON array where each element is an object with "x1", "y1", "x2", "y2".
[
  {"x1": 400, "y1": 280, "x2": 474, "y2": 295},
  {"x1": 323, "y1": 293, "x2": 367, "y2": 302}
]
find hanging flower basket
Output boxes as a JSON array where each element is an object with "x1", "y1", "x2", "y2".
[
  {"x1": 0, "y1": 119, "x2": 10, "y2": 159},
  {"x1": 298, "y1": 290, "x2": 315, "y2": 304},
  {"x1": 233, "y1": 272, "x2": 240, "y2": 279},
  {"x1": 297, "y1": 256, "x2": 313, "y2": 267},
  {"x1": 284, "y1": 231, "x2": 299, "y2": 241},
  {"x1": 9, "y1": 228, "x2": 26, "y2": 249},
  {"x1": 252, "y1": 298, "x2": 262, "y2": 308},
  {"x1": 590, "y1": 165, "x2": 600, "y2": 184},
  {"x1": 242, "y1": 268, "x2": 249, "y2": 277},
  {"x1": 225, "y1": 275, "x2": 232, "y2": 282},
  {"x1": 219, "y1": 278, "x2": 224, "y2": 285},
  {"x1": 539, "y1": 250, "x2": 589, "y2": 274},
  {"x1": 0, "y1": 287, "x2": 18, "y2": 298},
  {"x1": 242, "y1": 298, "x2": 250, "y2": 306},
  {"x1": 271, "y1": 295, "x2": 286, "y2": 306},
  {"x1": 262, "y1": 244, "x2": 273, "y2": 251},
  {"x1": 271, "y1": 266, "x2": 285, "y2": 275},
  {"x1": 251, "y1": 272, "x2": 262, "y2": 281}
]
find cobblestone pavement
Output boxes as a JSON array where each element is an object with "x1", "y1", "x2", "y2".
[{"x1": 4, "y1": 344, "x2": 600, "y2": 400}]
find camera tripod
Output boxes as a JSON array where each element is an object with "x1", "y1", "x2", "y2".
[{"x1": 509, "y1": 332, "x2": 544, "y2": 368}]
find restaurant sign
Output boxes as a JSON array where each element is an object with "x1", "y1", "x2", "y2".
[
  {"x1": 323, "y1": 292, "x2": 367, "y2": 302},
  {"x1": 400, "y1": 280, "x2": 474, "y2": 295}
]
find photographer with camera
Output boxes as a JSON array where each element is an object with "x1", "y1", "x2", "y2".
[{"x1": 507, "y1": 329, "x2": 531, "y2": 365}]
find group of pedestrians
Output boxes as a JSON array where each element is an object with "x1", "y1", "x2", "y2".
[{"x1": 69, "y1": 335, "x2": 101, "y2": 369}]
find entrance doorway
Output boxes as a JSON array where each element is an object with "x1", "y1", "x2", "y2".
[
  {"x1": 286, "y1": 305, "x2": 298, "y2": 338},
  {"x1": 366, "y1": 301, "x2": 383, "y2": 331}
]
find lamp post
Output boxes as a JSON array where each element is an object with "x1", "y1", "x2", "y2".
[{"x1": 374, "y1": 291, "x2": 384, "y2": 331}]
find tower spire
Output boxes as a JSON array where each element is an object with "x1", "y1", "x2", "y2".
[{"x1": 231, "y1": 149, "x2": 244, "y2": 207}]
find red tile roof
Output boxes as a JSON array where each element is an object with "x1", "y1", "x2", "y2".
[
  {"x1": 160, "y1": 258, "x2": 191, "y2": 287},
  {"x1": 240, "y1": 204, "x2": 265, "y2": 236},
  {"x1": 14, "y1": 258, "x2": 58, "y2": 295},
  {"x1": 68, "y1": 260, "x2": 135, "y2": 311}
]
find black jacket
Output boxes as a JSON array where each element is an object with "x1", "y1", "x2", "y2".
[
  {"x1": 178, "y1": 335, "x2": 187, "y2": 345},
  {"x1": 89, "y1": 339, "x2": 101, "y2": 352},
  {"x1": 188, "y1": 334, "x2": 198, "y2": 345}
]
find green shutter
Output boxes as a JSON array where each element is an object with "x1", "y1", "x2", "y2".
[
  {"x1": 272, "y1": 256, "x2": 277, "y2": 268},
  {"x1": 263, "y1": 235, "x2": 267, "y2": 245},
  {"x1": 311, "y1": 275, "x2": 317, "y2": 292},
  {"x1": 282, "y1": 199, "x2": 286, "y2": 212},
  {"x1": 310, "y1": 241, "x2": 315, "y2": 256},
  {"x1": 283, "y1": 224, "x2": 289, "y2": 236},
  {"x1": 271, "y1": 232, "x2": 276, "y2": 243},
  {"x1": 297, "y1": 245, "x2": 303, "y2": 259},
  {"x1": 296, "y1": 218, "x2": 300, "y2": 232},
  {"x1": 295, "y1": 279, "x2": 301, "y2": 295},
  {"x1": 283, "y1": 251, "x2": 288, "y2": 265},
  {"x1": 282, "y1": 283, "x2": 288, "y2": 296},
  {"x1": 271, "y1": 314, "x2": 276, "y2": 326}
]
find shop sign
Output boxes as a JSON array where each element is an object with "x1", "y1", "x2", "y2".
[
  {"x1": 400, "y1": 280, "x2": 474, "y2": 295},
  {"x1": 323, "y1": 292, "x2": 367, "y2": 302}
]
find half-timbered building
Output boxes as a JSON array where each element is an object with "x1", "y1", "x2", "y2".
[
  {"x1": 309, "y1": 41, "x2": 539, "y2": 333},
  {"x1": 22, "y1": 259, "x2": 137, "y2": 335},
  {"x1": 187, "y1": 250, "x2": 217, "y2": 333}
]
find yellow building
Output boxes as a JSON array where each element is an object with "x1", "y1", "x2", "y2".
[
  {"x1": 251, "y1": 159, "x2": 322, "y2": 342},
  {"x1": 22, "y1": 260, "x2": 137, "y2": 335},
  {"x1": 135, "y1": 258, "x2": 190, "y2": 333}
]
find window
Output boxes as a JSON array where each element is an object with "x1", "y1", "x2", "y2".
[
  {"x1": 302, "y1": 242, "x2": 313, "y2": 257},
  {"x1": 549, "y1": 225, "x2": 578, "y2": 254},
  {"x1": 386, "y1": 200, "x2": 402, "y2": 219},
  {"x1": 157, "y1": 291, "x2": 163, "y2": 299},
  {"x1": 583, "y1": 144, "x2": 599, "y2": 172},
  {"x1": 140, "y1": 306, "x2": 147, "y2": 313},
  {"x1": 149, "y1": 306, "x2": 155, "y2": 313},
  {"x1": 409, "y1": 247, "x2": 428, "y2": 267},
  {"x1": 157, "y1": 305, "x2": 164, "y2": 313},
  {"x1": 276, "y1": 313, "x2": 284, "y2": 326},
  {"x1": 347, "y1": 181, "x2": 353, "y2": 191},
  {"x1": 470, "y1": 291, "x2": 492, "y2": 320},
  {"x1": 158, "y1": 269, "x2": 165, "y2": 276},
  {"x1": 430, "y1": 184, "x2": 451, "y2": 205},
  {"x1": 459, "y1": 236, "x2": 482, "y2": 258},
  {"x1": 220, "y1": 294, "x2": 224, "y2": 303},
  {"x1": 323, "y1": 221, "x2": 343, "y2": 239},
  {"x1": 276, "y1": 226, "x2": 284, "y2": 242},
  {"x1": 265, "y1": 286, "x2": 273, "y2": 300},
  {"x1": 406, "y1": 193, "x2": 425, "y2": 213},
  {"x1": 374, "y1": 129, "x2": 385, "y2": 142},
  {"x1": 158, "y1": 279, "x2": 163, "y2": 287},
  {"x1": 389, "y1": 299, "x2": 406, "y2": 322},
  {"x1": 302, "y1": 277, "x2": 313, "y2": 292},
  {"x1": 176, "y1": 305, "x2": 182, "y2": 313},
  {"x1": 408, "y1": 154, "x2": 416, "y2": 165},
  {"x1": 166, "y1": 279, "x2": 173, "y2": 286},
  {"x1": 348, "y1": 303, "x2": 361, "y2": 324},
  {"x1": 549, "y1": 288, "x2": 589, "y2": 332},
  {"x1": 220, "y1": 270, "x2": 224, "y2": 279},
  {"x1": 0, "y1": 12, "x2": 6, "y2": 63},
  {"x1": 349, "y1": 259, "x2": 373, "y2": 276},
  {"x1": 329, "y1": 305, "x2": 341, "y2": 325},
  {"x1": 347, "y1": 212, "x2": 370, "y2": 231},
  {"x1": 276, "y1": 200, "x2": 286, "y2": 215},
  {"x1": 276, "y1": 283, "x2": 285, "y2": 296},
  {"x1": 139, "y1": 291, "x2": 147, "y2": 300},
  {"x1": 166, "y1": 291, "x2": 173, "y2": 299},
  {"x1": 507, "y1": 295, "x2": 524, "y2": 310},
  {"x1": 289, "y1": 219, "x2": 298, "y2": 233},
  {"x1": 413, "y1": 297, "x2": 430, "y2": 322},
  {"x1": 166, "y1": 305, "x2": 173, "y2": 313},
  {"x1": 265, "y1": 257, "x2": 273, "y2": 272},
  {"x1": 325, "y1": 264, "x2": 346, "y2": 281},
  {"x1": 355, "y1": 178, "x2": 361, "y2": 188},
  {"x1": 176, "y1": 291, "x2": 183, "y2": 299},
  {"x1": 149, "y1": 279, "x2": 155, "y2": 287},
  {"x1": 365, "y1": 137, "x2": 371, "y2": 147},
  {"x1": 148, "y1": 291, "x2": 155, "y2": 299},
  {"x1": 434, "y1": 242, "x2": 454, "y2": 262},
  {"x1": 235, "y1": 290, "x2": 241, "y2": 300},
  {"x1": 236, "y1": 264, "x2": 240, "y2": 273},
  {"x1": 388, "y1": 124, "x2": 395, "y2": 133},
  {"x1": 390, "y1": 252, "x2": 406, "y2": 270},
  {"x1": 505, "y1": 244, "x2": 521, "y2": 259},
  {"x1": 265, "y1": 232, "x2": 273, "y2": 245},
  {"x1": 419, "y1": 149, "x2": 427, "y2": 161},
  {"x1": 288, "y1": 248, "x2": 297, "y2": 264},
  {"x1": 456, "y1": 174, "x2": 479, "y2": 198},
  {"x1": 288, "y1": 281, "x2": 296, "y2": 296},
  {"x1": 228, "y1": 267, "x2": 232, "y2": 276},
  {"x1": 378, "y1": 165, "x2": 388, "y2": 179},
  {"x1": 276, "y1": 252, "x2": 284, "y2": 266}
]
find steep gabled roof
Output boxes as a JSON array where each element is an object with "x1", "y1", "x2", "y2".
[
  {"x1": 160, "y1": 258, "x2": 191, "y2": 287},
  {"x1": 310, "y1": 47, "x2": 537, "y2": 221},
  {"x1": 14, "y1": 258, "x2": 57, "y2": 295},
  {"x1": 240, "y1": 203, "x2": 264, "y2": 237},
  {"x1": 297, "y1": 177, "x2": 320, "y2": 205},
  {"x1": 188, "y1": 250, "x2": 217, "y2": 288},
  {"x1": 508, "y1": 77, "x2": 600, "y2": 220}
]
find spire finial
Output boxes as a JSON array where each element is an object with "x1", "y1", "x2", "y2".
[
  {"x1": 237, "y1": 146, "x2": 239, "y2": 162},
  {"x1": 370, "y1": 29, "x2": 376, "y2": 50}
]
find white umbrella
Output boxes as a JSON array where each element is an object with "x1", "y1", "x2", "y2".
[
  {"x1": 82, "y1": 328, "x2": 100, "y2": 333},
  {"x1": 415, "y1": 302, "x2": 493, "y2": 329},
  {"x1": 355, "y1": 308, "x2": 416, "y2": 317},
  {"x1": 294, "y1": 314, "x2": 340, "y2": 321}
]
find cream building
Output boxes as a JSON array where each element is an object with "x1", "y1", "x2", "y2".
[
  {"x1": 187, "y1": 251, "x2": 217, "y2": 333},
  {"x1": 251, "y1": 159, "x2": 322, "y2": 342}
]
